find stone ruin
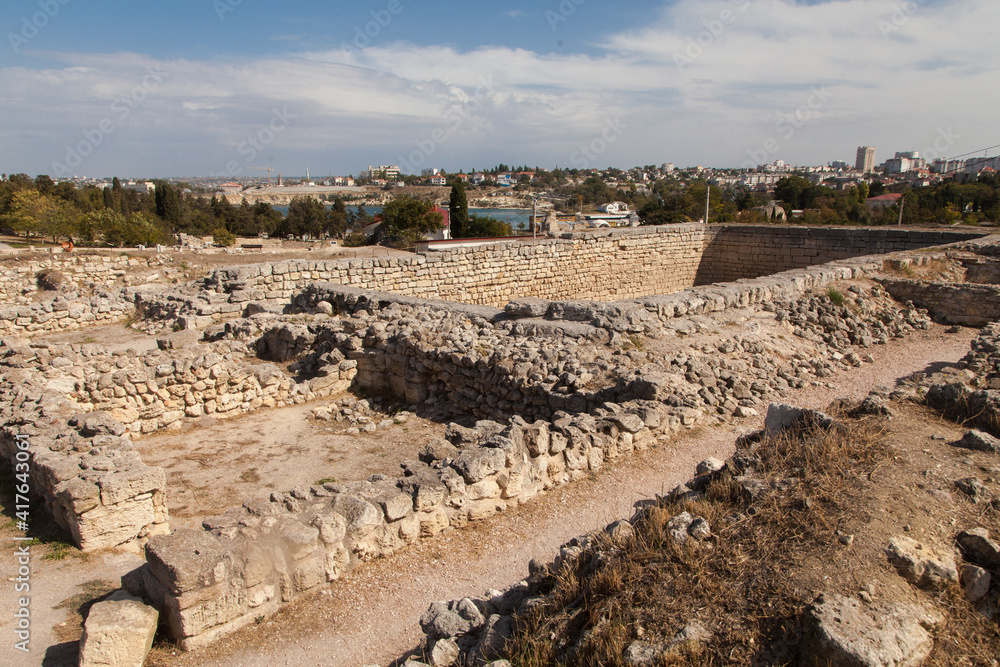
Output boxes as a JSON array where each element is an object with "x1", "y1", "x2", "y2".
[{"x1": 5, "y1": 224, "x2": 1000, "y2": 659}]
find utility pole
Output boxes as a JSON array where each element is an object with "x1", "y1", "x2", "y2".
[
  {"x1": 531, "y1": 195, "x2": 537, "y2": 240},
  {"x1": 705, "y1": 185, "x2": 711, "y2": 224},
  {"x1": 898, "y1": 196, "x2": 905, "y2": 226}
]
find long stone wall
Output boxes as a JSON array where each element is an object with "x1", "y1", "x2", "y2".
[
  {"x1": 126, "y1": 402, "x2": 670, "y2": 651},
  {"x1": 201, "y1": 226, "x2": 986, "y2": 311},
  {"x1": 698, "y1": 226, "x2": 981, "y2": 283},
  {"x1": 0, "y1": 291, "x2": 134, "y2": 336},
  {"x1": 0, "y1": 251, "x2": 174, "y2": 304},
  {"x1": 0, "y1": 347, "x2": 169, "y2": 551}
]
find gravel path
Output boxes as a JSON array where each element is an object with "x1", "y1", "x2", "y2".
[{"x1": 160, "y1": 324, "x2": 977, "y2": 667}]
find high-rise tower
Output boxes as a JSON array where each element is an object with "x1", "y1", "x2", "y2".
[{"x1": 856, "y1": 146, "x2": 876, "y2": 173}]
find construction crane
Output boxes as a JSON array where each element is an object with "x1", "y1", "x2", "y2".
[{"x1": 249, "y1": 166, "x2": 273, "y2": 185}]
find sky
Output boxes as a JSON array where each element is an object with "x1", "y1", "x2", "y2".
[{"x1": 0, "y1": 0, "x2": 997, "y2": 179}]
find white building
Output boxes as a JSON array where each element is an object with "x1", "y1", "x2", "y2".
[
  {"x1": 599, "y1": 201, "x2": 630, "y2": 214},
  {"x1": 366, "y1": 165, "x2": 401, "y2": 180},
  {"x1": 123, "y1": 181, "x2": 156, "y2": 195}
]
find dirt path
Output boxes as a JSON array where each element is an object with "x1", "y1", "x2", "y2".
[{"x1": 148, "y1": 324, "x2": 977, "y2": 667}]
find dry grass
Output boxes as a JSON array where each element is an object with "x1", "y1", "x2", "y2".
[{"x1": 502, "y1": 413, "x2": 999, "y2": 666}]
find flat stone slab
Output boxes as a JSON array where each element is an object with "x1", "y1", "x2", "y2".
[{"x1": 803, "y1": 593, "x2": 943, "y2": 667}]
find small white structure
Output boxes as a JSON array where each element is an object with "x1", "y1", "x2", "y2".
[
  {"x1": 123, "y1": 181, "x2": 156, "y2": 195},
  {"x1": 599, "y1": 201, "x2": 630, "y2": 214}
]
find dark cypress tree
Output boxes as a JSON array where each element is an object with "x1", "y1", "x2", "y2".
[
  {"x1": 449, "y1": 180, "x2": 469, "y2": 238},
  {"x1": 154, "y1": 181, "x2": 182, "y2": 229}
]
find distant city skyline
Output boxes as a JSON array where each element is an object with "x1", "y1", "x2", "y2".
[{"x1": 1, "y1": 0, "x2": 998, "y2": 178}]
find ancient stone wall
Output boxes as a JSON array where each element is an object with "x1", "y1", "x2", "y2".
[
  {"x1": 7, "y1": 338, "x2": 358, "y2": 439},
  {"x1": 877, "y1": 278, "x2": 1000, "y2": 328},
  {"x1": 0, "y1": 292, "x2": 134, "y2": 336},
  {"x1": 126, "y1": 403, "x2": 670, "y2": 651},
  {"x1": 0, "y1": 252, "x2": 173, "y2": 303},
  {"x1": 0, "y1": 348, "x2": 169, "y2": 550},
  {"x1": 697, "y1": 226, "x2": 979, "y2": 283},
  {"x1": 201, "y1": 226, "x2": 985, "y2": 312}
]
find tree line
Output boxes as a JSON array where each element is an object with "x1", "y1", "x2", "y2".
[{"x1": 0, "y1": 174, "x2": 385, "y2": 247}]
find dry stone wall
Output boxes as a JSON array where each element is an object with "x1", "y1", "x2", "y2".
[
  {"x1": 0, "y1": 344, "x2": 169, "y2": 550},
  {"x1": 877, "y1": 279, "x2": 1000, "y2": 328},
  {"x1": 0, "y1": 251, "x2": 173, "y2": 304},
  {"x1": 0, "y1": 332, "x2": 360, "y2": 552},
  {"x1": 125, "y1": 402, "x2": 670, "y2": 651},
  {"x1": 198, "y1": 226, "x2": 986, "y2": 313},
  {"x1": 697, "y1": 226, "x2": 980, "y2": 283},
  {"x1": 3, "y1": 337, "x2": 357, "y2": 439},
  {"x1": 0, "y1": 291, "x2": 134, "y2": 336}
]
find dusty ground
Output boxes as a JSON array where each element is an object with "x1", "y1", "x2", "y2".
[{"x1": 137, "y1": 400, "x2": 446, "y2": 531}]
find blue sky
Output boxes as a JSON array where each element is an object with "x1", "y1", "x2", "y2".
[{"x1": 0, "y1": 0, "x2": 996, "y2": 178}]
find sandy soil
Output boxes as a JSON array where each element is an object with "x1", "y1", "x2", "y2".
[
  {"x1": 142, "y1": 324, "x2": 979, "y2": 667},
  {"x1": 137, "y1": 401, "x2": 447, "y2": 531}
]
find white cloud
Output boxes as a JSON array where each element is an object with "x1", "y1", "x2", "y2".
[{"x1": 1, "y1": 0, "x2": 997, "y2": 177}]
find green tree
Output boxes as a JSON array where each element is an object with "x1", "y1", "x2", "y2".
[
  {"x1": 774, "y1": 176, "x2": 812, "y2": 210},
  {"x1": 462, "y1": 214, "x2": 512, "y2": 238},
  {"x1": 154, "y1": 181, "x2": 182, "y2": 228},
  {"x1": 34, "y1": 175, "x2": 55, "y2": 195},
  {"x1": 448, "y1": 180, "x2": 469, "y2": 238},
  {"x1": 381, "y1": 195, "x2": 443, "y2": 246},
  {"x1": 97, "y1": 211, "x2": 164, "y2": 247},
  {"x1": 857, "y1": 181, "x2": 870, "y2": 202},
  {"x1": 283, "y1": 196, "x2": 329, "y2": 238},
  {"x1": 4, "y1": 190, "x2": 75, "y2": 241},
  {"x1": 327, "y1": 198, "x2": 349, "y2": 238},
  {"x1": 213, "y1": 226, "x2": 236, "y2": 246}
]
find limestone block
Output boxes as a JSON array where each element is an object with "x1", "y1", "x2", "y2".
[
  {"x1": 73, "y1": 497, "x2": 156, "y2": 552},
  {"x1": 98, "y1": 465, "x2": 166, "y2": 506},
  {"x1": 453, "y1": 447, "x2": 507, "y2": 484},
  {"x1": 418, "y1": 508, "x2": 450, "y2": 537},
  {"x1": 79, "y1": 591, "x2": 158, "y2": 667},
  {"x1": 803, "y1": 594, "x2": 943, "y2": 667},
  {"x1": 885, "y1": 536, "x2": 958, "y2": 590},
  {"x1": 146, "y1": 529, "x2": 228, "y2": 595}
]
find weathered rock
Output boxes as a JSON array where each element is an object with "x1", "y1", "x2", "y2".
[
  {"x1": 955, "y1": 477, "x2": 991, "y2": 503},
  {"x1": 80, "y1": 411, "x2": 128, "y2": 437},
  {"x1": 505, "y1": 298, "x2": 550, "y2": 318},
  {"x1": 429, "y1": 637, "x2": 460, "y2": 667},
  {"x1": 453, "y1": 447, "x2": 507, "y2": 484},
  {"x1": 765, "y1": 403, "x2": 806, "y2": 434},
  {"x1": 145, "y1": 529, "x2": 227, "y2": 594},
  {"x1": 885, "y1": 536, "x2": 958, "y2": 590},
  {"x1": 957, "y1": 528, "x2": 1000, "y2": 569},
  {"x1": 954, "y1": 430, "x2": 1000, "y2": 454},
  {"x1": 696, "y1": 457, "x2": 725, "y2": 476},
  {"x1": 961, "y1": 564, "x2": 991, "y2": 603},
  {"x1": 803, "y1": 593, "x2": 943, "y2": 667},
  {"x1": 78, "y1": 591, "x2": 159, "y2": 667},
  {"x1": 624, "y1": 640, "x2": 668, "y2": 667},
  {"x1": 469, "y1": 614, "x2": 515, "y2": 666}
]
